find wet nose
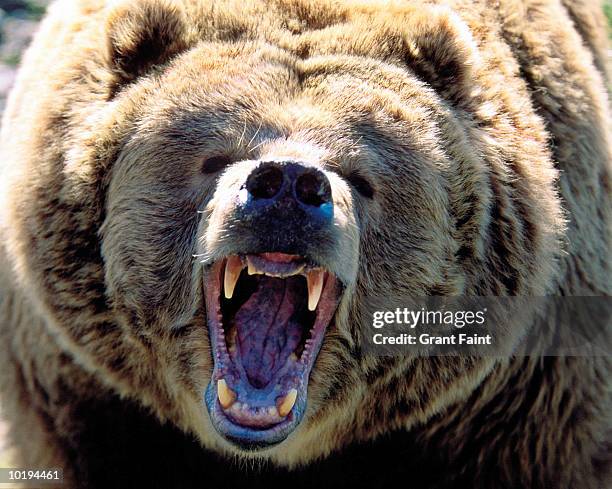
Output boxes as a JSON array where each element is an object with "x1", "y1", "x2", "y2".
[
  {"x1": 245, "y1": 161, "x2": 332, "y2": 208},
  {"x1": 236, "y1": 160, "x2": 333, "y2": 254}
]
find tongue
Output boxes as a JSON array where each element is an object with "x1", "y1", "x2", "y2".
[{"x1": 232, "y1": 276, "x2": 304, "y2": 388}]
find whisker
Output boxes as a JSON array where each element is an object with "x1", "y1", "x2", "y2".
[
  {"x1": 247, "y1": 138, "x2": 269, "y2": 154},
  {"x1": 236, "y1": 118, "x2": 248, "y2": 148},
  {"x1": 247, "y1": 121, "x2": 263, "y2": 149}
]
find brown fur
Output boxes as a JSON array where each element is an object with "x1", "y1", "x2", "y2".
[{"x1": 0, "y1": 0, "x2": 609, "y2": 488}]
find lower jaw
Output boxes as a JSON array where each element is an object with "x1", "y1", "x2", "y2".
[
  {"x1": 204, "y1": 378, "x2": 307, "y2": 449},
  {"x1": 204, "y1": 340, "x2": 317, "y2": 448}
]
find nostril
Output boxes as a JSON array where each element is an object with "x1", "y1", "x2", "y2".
[
  {"x1": 295, "y1": 171, "x2": 331, "y2": 207},
  {"x1": 246, "y1": 165, "x2": 284, "y2": 200}
]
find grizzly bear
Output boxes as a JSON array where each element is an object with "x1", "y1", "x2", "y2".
[{"x1": 0, "y1": 0, "x2": 609, "y2": 487}]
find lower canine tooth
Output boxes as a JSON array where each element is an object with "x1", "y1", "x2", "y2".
[
  {"x1": 217, "y1": 379, "x2": 236, "y2": 409},
  {"x1": 277, "y1": 389, "x2": 298, "y2": 417},
  {"x1": 307, "y1": 269, "x2": 324, "y2": 311}
]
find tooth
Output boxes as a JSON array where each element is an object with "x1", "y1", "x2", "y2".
[
  {"x1": 277, "y1": 389, "x2": 298, "y2": 417},
  {"x1": 217, "y1": 379, "x2": 236, "y2": 409},
  {"x1": 224, "y1": 256, "x2": 243, "y2": 299},
  {"x1": 306, "y1": 269, "x2": 324, "y2": 311},
  {"x1": 247, "y1": 257, "x2": 259, "y2": 275},
  {"x1": 268, "y1": 406, "x2": 279, "y2": 417}
]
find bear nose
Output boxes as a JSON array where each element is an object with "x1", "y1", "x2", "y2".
[
  {"x1": 245, "y1": 161, "x2": 332, "y2": 207},
  {"x1": 236, "y1": 160, "x2": 334, "y2": 255}
]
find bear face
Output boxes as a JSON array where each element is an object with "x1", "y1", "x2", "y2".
[
  {"x1": 102, "y1": 38, "x2": 469, "y2": 447},
  {"x1": 0, "y1": 0, "x2": 568, "y2": 464}
]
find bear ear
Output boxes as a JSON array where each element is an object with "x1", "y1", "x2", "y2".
[
  {"x1": 400, "y1": 7, "x2": 480, "y2": 105},
  {"x1": 105, "y1": 0, "x2": 188, "y2": 89}
]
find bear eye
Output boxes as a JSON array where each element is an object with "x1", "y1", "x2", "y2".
[
  {"x1": 202, "y1": 155, "x2": 232, "y2": 174},
  {"x1": 347, "y1": 172, "x2": 375, "y2": 199}
]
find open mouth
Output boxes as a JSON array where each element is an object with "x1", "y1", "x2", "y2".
[{"x1": 203, "y1": 252, "x2": 342, "y2": 449}]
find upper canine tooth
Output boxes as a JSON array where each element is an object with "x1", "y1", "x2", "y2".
[
  {"x1": 217, "y1": 379, "x2": 236, "y2": 409},
  {"x1": 306, "y1": 269, "x2": 325, "y2": 311},
  {"x1": 277, "y1": 389, "x2": 298, "y2": 417},
  {"x1": 224, "y1": 256, "x2": 243, "y2": 299}
]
